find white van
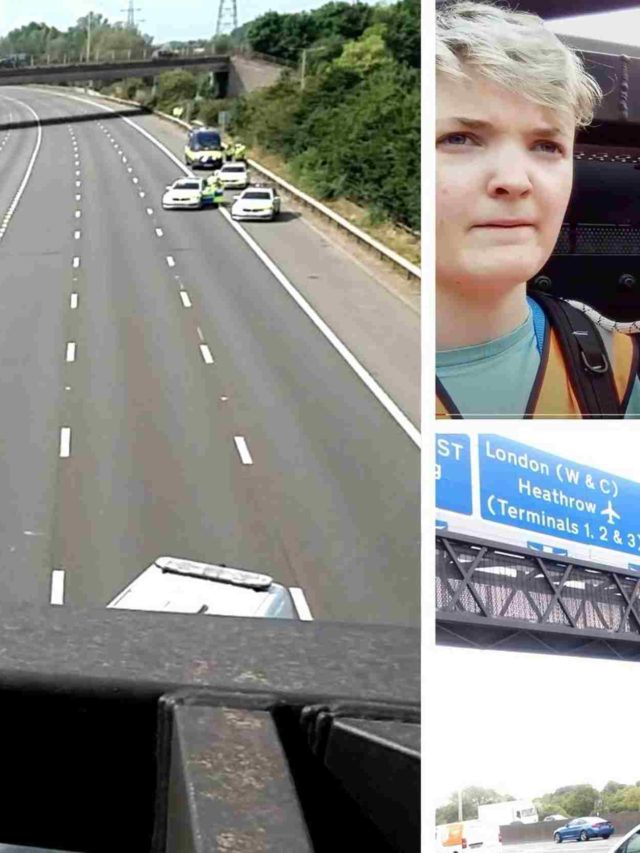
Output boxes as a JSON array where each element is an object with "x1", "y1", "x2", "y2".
[
  {"x1": 436, "y1": 820, "x2": 503, "y2": 853},
  {"x1": 108, "y1": 556, "x2": 300, "y2": 619}
]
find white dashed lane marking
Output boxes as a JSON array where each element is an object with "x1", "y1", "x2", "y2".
[
  {"x1": 72, "y1": 256, "x2": 80, "y2": 268},
  {"x1": 199, "y1": 344, "x2": 214, "y2": 364},
  {"x1": 290, "y1": 588, "x2": 313, "y2": 620},
  {"x1": 65, "y1": 342, "x2": 76, "y2": 362},
  {"x1": 233, "y1": 437, "x2": 253, "y2": 465},
  {"x1": 59, "y1": 428, "x2": 71, "y2": 458},
  {"x1": 50, "y1": 570, "x2": 65, "y2": 605},
  {"x1": 155, "y1": 228, "x2": 163, "y2": 237},
  {"x1": 166, "y1": 256, "x2": 175, "y2": 268},
  {"x1": 179, "y1": 291, "x2": 192, "y2": 308},
  {"x1": 146, "y1": 208, "x2": 153, "y2": 215},
  {"x1": 74, "y1": 230, "x2": 80, "y2": 240},
  {"x1": 70, "y1": 293, "x2": 78, "y2": 309},
  {"x1": 75, "y1": 210, "x2": 81, "y2": 218}
]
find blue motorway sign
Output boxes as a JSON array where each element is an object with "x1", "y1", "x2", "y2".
[
  {"x1": 479, "y1": 434, "x2": 640, "y2": 558},
  {"x1": 436, "y1": 435, "x2": 472, "y2": 515}
]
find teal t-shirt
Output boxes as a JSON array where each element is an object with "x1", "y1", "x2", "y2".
[{"x1": 436, "y1": 309, "x2": 640, "y2": 418}]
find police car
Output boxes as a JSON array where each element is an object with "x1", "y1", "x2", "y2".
[
  {"x1": 231, "y1": 186, "x2": 281, "y2": 221},
  {"x1": 184, "y1": 127, "x2": 225, "y2": 169},
  {"x1": 108, "y1": 556, "x2": 302, "y2": 619},
  {"x1": 215, "y1": 162, "x2": 249, "y2": 190},
  {"x1": 162, "y1": 177, "x2": 206, "y2": 210}
]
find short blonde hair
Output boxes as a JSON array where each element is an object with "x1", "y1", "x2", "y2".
[{"x1": 436, "y1": 0, "x2": 602, "y2": 128}]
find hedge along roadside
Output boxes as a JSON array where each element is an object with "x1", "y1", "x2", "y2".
[{"x1": 75, "y1": 87, "x2": 421, "y2": 283}]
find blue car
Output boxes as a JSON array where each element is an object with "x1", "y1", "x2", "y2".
[{"x1": 554, "y1": 817, "x2": 614, "y2": 843}]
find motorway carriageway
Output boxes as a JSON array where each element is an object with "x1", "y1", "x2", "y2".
[{"x1": 0, "y1": 87, "x2": 420, "y2": 625}]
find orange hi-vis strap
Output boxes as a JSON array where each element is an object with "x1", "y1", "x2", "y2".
[{"x1": 436, "y1": 326, "x2": 638, "y2": 418}]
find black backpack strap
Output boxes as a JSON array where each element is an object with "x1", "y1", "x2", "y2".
[
  {"x1": 529, "y1": 293, "x2": 622, "y2": 417},
  {"x1": 436, "y1": 377, "x2": 463, "y2": 418}
]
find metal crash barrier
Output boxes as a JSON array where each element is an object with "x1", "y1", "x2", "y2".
[
  {"x1": 437, "y1": 530, "x2": 640, "y2": 661},
  {"x1": 0, "y1": 606, "x2": 419, "y2": 852}
]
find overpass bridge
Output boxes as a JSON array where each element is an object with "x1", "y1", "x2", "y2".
[
  {"x1": 436, "y1": 531, "x2": 640, "y2": 661},
  {"x1": 0, "y1": 54, "x2": 230, "y2": 86}
]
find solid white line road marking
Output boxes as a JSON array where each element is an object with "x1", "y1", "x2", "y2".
[
  {"x1": 290, "y1": 588, "x2": 313, "y2": 620},
  {"x1": 234, "y1": 436, "x2": 253, "y2": 465},
  {"x1": 200, "y1": 344, "x2": 214, "y2": 363},
  {"x1": 72, "y1": 256, "x2": 80, "y2": 268},
  {"x1": 70, "y1": 293, "x2": 78, "y2": 309},
  {"x1": 220, "y1": 208, "x2": 421, "y2": 449},
  {"x1": 0, "y1": 95, "x2": 43, "y2": 243},
  {"x1": 166, "y1": 255, "x2": 175, "y2": 267},
  {"x1": 179, "y1": 291, "x2": 192, "y2": 308},
  {"x1": 155, "y1": 227, "x2": 163, "y2": 237},
  {"x1": 66, "y1": 342, "x2": 76, "y2": 362},
  {"x1": 74, "y1": 230, "x2": 80, "y2": 240},
  {"x1": 50, "y1": 570, "x2": 65, "y2": 605},
  {"x1": 59, "y1": 428, "x2": 71, "y2": 458}
]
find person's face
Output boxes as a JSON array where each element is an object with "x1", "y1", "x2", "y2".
[{"x1": 436, "y1": 72, "x2": 575, "y2": 298}]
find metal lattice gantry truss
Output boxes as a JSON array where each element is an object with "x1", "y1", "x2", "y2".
[
  {"x1": 216, "y1": 0, "x2": 238, "y2": 36},
  {"x1": 436, "y1": 530, "x2": 640, "y2": 661}
]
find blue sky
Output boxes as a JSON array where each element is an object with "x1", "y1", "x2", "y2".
[{"x1": 0, "y1": 0, "x2": 379, "y2": 42}]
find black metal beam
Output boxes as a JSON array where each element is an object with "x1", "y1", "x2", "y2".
[{"x1": 0, "y1": 607, "x2": 418, "y2": 852}]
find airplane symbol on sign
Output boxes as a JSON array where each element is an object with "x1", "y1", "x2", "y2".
[{"x1": 601, "y1": 500, "x2": 621, "y2": 525}]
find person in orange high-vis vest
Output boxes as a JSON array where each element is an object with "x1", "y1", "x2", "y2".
[{"x1": 435, "y1": 2, "x2": 640, "y2": 418}]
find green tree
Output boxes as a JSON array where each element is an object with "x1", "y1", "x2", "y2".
[
  {"x1": 383, "y1": 0, "x2": 420, "y2": 68},
  {"x1": 156, "y1": 69, "x2": 197, "y2": 109},
  {"x1": 334, "y1": 24, "x2": 391, "y2": 75}
]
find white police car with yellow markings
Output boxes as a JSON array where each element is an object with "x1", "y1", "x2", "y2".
[{"x1": 231, "y1": 186, "x2": 281, "y2": 221}]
